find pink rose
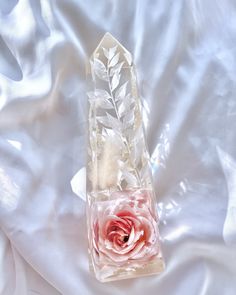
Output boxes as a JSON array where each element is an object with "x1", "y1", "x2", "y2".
[{"x1": 91, "y1": 190, "x2": 160, "y2": 268}]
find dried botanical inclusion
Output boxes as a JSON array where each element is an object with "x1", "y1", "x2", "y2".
[{"x1": 86, "y1": 33, "x2": 164, "y2": 282}]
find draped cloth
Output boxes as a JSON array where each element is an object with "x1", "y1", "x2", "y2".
[{"x1": 0, "y1": 1, "x2": 236, "y2": 294}]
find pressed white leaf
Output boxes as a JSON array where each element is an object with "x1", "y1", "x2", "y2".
[
  {"x1": 124, "y1": 127, "x2": 133, "y2": 141},
  {"x1": 95, "y1": 89, "x2": 111, "y2": 99},
  {"x1": 102, "y1": 47, "x2": 110, "y2": 59},
  {"x1": 111, "y1": 73, "x2": 120, "y2": 91},
  {"x1": 105, "y1": 129, "x2": 124, "y2": 146},
  {"x1": 106, "y1": 113, "x2": 121, "y2": 130},
  {"x1": 123, "y1": 109, "x2": 135, "y2": 127},
  {"x1": 109, "y1": 52, "x2": 120, "y2": 67},
  {"x1": 87, "y1": 89, "x2": 111, "y2": 100},
  {"x1": 93, "y1": 58, "x2": 108, "y2": 81},
  {"x1": 98, "y1": 99, "x2": 113, "y2": 109},
  {"x1": 109, "y1": 45, "x2": 118, "y2": 59},
  {"x1": 117, "y1": 94, "x2": 135, "y2": 117},
  {"x1": 125, "y1": 94, "x2": 136, "y2": 109},
  {"x1": 110, "y1": 61, "x2": 124, "y2": 76},
  {"x1": 115, "y1": 81, "x2": 128, "y2": 101},
  {"x1": 87, "y1": 90, "x2": 112, "y2": 109},
  {"x1": 104, "y1": 128, "x2": 116, "y2": 137},
  {"x1": 97, "y1": 113, "x2": 121, "y2": 130},
  {"x1": 87, "y1": 91, "x2": 97, "y2": 100},
  {"x1": 89, "y1": 99, "x2": 113, "y2": 109},
  {"x1": 104, "y1": 130, "x2": 124, "y2": 150},
  {"x1": 102, "y1": 46, "x2": 118, "y2": 61},
  {"x1": 118, "y1": 101, "x2": 126, "y2": 117},
  {"x1": 124, "y1": 51, "x2": 132, "y2": 65},
  {"x1": 97, "y1": 116, "x2": 111, "y2": 127}
]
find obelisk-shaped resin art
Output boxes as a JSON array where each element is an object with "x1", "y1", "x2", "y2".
[{"x1": 86, "y1": 33, "x2": 164, "y2": 282}]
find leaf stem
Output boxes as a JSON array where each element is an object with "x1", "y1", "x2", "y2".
[
  {"x1": 107, "y1": 72, "x2": 121, "y2": 121},
  {"x1": 106, "y1": 67, "x2": 142, "y2": 187}
]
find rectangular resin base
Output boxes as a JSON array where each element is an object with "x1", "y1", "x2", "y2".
[
  {"x1": 87, "y1": 189, "x2": 164, "y2": 282},
  {"x1": 89, "y1": 254, "x2": 164, "y2": 282}
]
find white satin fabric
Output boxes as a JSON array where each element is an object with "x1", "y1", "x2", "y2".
[{"x1": 0, "y1": 0, "x2": 236, "y2": 294}]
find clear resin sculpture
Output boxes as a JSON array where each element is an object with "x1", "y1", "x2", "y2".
[{"x1": 86, "y1": 33, "x2": 164, "y2": 282}]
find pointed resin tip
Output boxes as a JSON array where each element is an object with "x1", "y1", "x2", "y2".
[
  {"x1": 86, "y1": 33, "x2": 164, "y2": 282},
  {"x1": 90, "y1": 32, "x2": 132, "y2": 66}
]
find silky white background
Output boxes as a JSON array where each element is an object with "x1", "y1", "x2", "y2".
[{"x1": 0, "y1": 0, "x2": 236, "y2": 294}]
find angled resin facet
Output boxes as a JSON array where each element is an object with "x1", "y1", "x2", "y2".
[{"x1": 86, "y1": 33, "x2": 164, "y2": 282}]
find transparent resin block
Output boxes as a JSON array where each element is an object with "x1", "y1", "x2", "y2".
[{"x1": 86, "y1": 33, "x2": 164, "y2": 282}]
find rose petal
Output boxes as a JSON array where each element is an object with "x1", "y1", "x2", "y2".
[
  {"x1": 128, "y1": 241, "x2": 145, "y2": 258},
  {"x1": 92, "y1": 191, "x2": 160, "y2": 266}
]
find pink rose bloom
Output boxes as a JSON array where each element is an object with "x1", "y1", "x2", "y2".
[{"x1": 91, "y1": 190, "x2": 160, "y2": 267}]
